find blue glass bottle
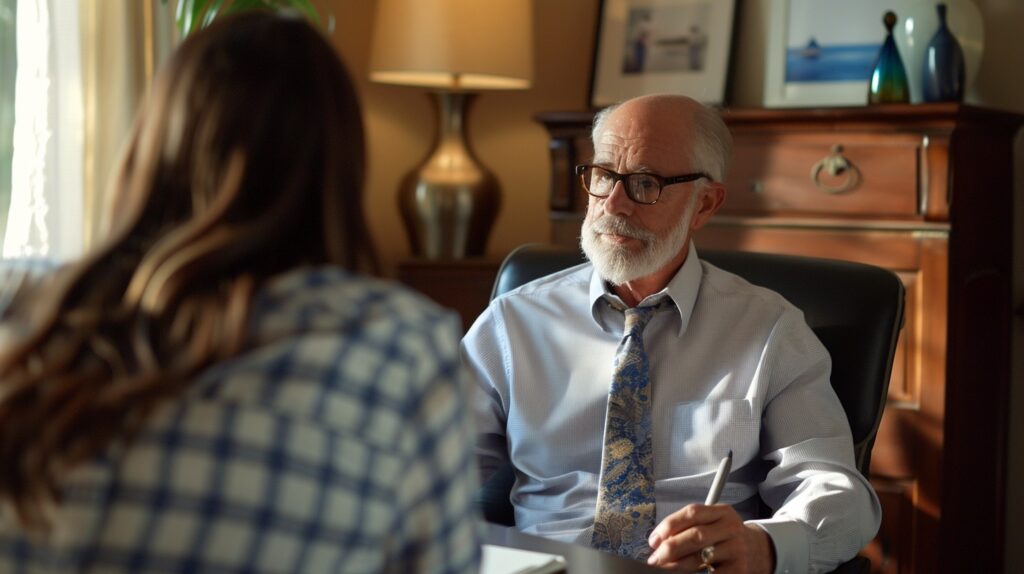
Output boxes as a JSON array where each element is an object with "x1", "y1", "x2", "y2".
[
  {"x1": 922, "y1": 3, "x2": 966, "y2": 102},
  {"x1": 869, "y1": 11, "x2": 910, "y2": 105}
]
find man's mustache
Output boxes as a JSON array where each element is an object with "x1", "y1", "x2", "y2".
[{"x1": 588, "y1": 216, "x2": 655, "y2": 242}]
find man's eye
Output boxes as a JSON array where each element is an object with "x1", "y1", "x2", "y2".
[{"x1": 635, "y1": 177, "x2": 659, "y2": 191}]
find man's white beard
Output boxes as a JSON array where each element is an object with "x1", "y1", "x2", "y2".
[{"x1": 580, "y1": 197, "x2": 697, "y2": 286}]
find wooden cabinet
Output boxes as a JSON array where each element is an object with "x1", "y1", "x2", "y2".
[
  {"x1": 396, "y1": 258, "x2": 501, "y2": 331},
  {"x1": 536, "y1": 104, "x2": 1024, "y2": 574}
]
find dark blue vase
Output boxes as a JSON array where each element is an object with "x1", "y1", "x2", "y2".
[
  {"x1": 869, "y1": 11, "x2": 910, "y2": 105},
  {"x1": 922, "y1": 3, "x2": 966, "y2": 102}
]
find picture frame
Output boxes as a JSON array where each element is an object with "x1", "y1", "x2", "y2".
[
  {"x1": 764, "y1": 0, "x2": 890, "y2": 107},
  {"x1": 589, "y1": 0, "x2": 736, "y2": 109}
]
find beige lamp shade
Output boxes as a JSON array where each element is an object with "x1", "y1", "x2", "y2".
[{"x1": 370, "y1": 0, "x2": 533, "y2": 90}]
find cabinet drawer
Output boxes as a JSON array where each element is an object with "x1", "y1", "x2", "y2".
[{"x1": 723, "y1": 132, "x2": 923, "y2": 218}]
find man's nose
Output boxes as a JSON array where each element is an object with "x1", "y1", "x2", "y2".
[{"x1": 603, "y1": 180, "x2": 634, "y2": 216}]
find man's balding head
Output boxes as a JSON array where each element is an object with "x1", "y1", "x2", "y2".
[{"x1": 592, "y1": 94, "x2": 732, "y2": 184}]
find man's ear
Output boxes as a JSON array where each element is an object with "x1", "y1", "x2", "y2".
[{"x1": 690, "y1": 182, "x2": 726, "y2": 231}]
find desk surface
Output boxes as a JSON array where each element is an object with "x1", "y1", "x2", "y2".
[{"x1": 484, "y1": 523, "x2": 663, "y2": 574}]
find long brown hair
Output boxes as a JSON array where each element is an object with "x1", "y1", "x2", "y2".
[{"x1": 0, "y1": 11, "x2": 374, "y2": 529}]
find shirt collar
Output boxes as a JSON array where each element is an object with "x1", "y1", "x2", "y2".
[{"x1": 588, "y1": 241, "x2": 702, "y2": 337}]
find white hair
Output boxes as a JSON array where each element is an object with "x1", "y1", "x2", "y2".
[
  {"x1": 590, "y1": 98, "x2": 733, "y2": 182},
  {"x1": 591, "y1": 104, "x2": 619, "y2": 146}
]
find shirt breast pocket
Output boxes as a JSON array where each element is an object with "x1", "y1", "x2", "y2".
[{"x1": 664, "y1": 399, "x2": 758, "y2": 478}]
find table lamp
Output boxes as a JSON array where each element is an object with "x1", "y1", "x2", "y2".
[{"x1": 370, "y1": 0, "x2": 533, "y2": 259}]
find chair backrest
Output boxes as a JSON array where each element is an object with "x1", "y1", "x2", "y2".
[{"x1": 488, "y1": 243, "x2": 905, "y2": 476}]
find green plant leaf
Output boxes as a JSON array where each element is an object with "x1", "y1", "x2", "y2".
[
  {"x1": 176, "y1": 0, "x2": 210, "y2": 37},
  {"x1": 200, "y1": 0, "x2": 227, "y2": 29},
  {"x1": 282, "y1": 0, "x2": 321, "y2": 26},
  {"x1": 167, "y1": 0, "x2": 324, "y2": 36},
  {"x1": 223, "y1": 0, "x2": 264, "y2": 13},
  {"x1": 171, "y1": 0, "x2": 190, "y2": 35}
]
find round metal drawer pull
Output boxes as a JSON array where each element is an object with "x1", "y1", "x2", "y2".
[{"x1": 811, "y1": 144, "x2": 860, "y2": 195}]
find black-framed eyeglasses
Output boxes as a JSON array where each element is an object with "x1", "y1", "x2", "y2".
[{"x1": 575, "y1": 164, "x2": 710, "y2": 205}]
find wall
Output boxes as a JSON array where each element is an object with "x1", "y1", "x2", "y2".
[
  {"x1": 326, "y1": 0, "x2": 597, "y2": 276},
  {"x1": 972, "y1": 0, "x2": 1024, "y2": 114}
]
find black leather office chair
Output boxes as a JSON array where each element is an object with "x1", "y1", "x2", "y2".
[{"x1": 477, "y1": 244, "x2": 905, "y2": 573}]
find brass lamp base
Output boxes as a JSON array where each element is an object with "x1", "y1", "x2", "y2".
[{"x1": 398, "y1": 91, "x2": 500, "y2": 259}]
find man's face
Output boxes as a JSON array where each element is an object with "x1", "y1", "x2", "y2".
[{"x1": 580, "y1": 103, "x2": 705, "y2": 286}]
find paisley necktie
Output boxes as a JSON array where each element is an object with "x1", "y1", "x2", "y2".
[{"x1": 591, "y1": 301, "x2": 665, "y2": 560}]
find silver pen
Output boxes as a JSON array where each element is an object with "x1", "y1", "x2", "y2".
[{"x1": 704, "y1": 449, "x2": 732, "y2": 505}]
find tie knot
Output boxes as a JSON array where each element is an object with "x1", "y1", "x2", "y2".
[{"x1": 623, "y1": 300, "x2": 668, "y2": 334}]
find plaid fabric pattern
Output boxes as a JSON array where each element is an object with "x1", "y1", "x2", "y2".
[{"x1": 0, "y1": 267, "x2": 481, "y2": 574}]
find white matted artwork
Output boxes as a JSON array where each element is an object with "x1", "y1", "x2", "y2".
[
  {"x1": 764, "y1": 0, "x2": 892, "y2": 107},
  {"x1": 589, "y1": 0, "x2": 735, "y2": 108}
]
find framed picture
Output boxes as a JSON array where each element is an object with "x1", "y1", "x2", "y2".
[
  {"x1": 589, "y1": 0, "x2": 736, "y2": 109},
  {"x1": 764, "y1": 0, "x2": 890, "y2": 107}
]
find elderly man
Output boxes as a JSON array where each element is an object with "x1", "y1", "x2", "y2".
[{"x1": 461, "y1": 94, "x2": 880, "y2": 573}]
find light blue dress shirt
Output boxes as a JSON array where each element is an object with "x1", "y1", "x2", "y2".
[{"x1": 461, "y1": 243, "x2": 881, "y2": 574}]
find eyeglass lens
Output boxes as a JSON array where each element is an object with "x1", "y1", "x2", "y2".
[{"x1": 584, "y1": 166, "x2": 661, "y2": 204}]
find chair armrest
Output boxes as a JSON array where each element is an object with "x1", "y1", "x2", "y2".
[{"x1": 476, "y1": 463, "x2": 516, "y2": 526}]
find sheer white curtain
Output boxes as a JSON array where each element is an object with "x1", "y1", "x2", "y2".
[
  {"x1": 4, "y1": 0, "x2": 83, "y2": 260},
  {"x1": 3, "y1": 0, "x2": 175, "y2": 262},
  {"x1": 81, "y1": 1, "x2": 178, "y2": 247}
]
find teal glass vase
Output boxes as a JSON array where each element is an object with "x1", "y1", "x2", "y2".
[
  {"x1": 923, "y1": 3, "x2": 966, "y2": 102},
  {"x1": 868, "y1": 11, "x2": 910, "y2": 105}
]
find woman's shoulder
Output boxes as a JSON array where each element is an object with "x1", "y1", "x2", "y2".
[
  {"x1": 252, "y1": 266, "x2": 459, "y2": 341},
  {"x1": 205, "y1": 266, "x2": 462, "y2": 417},
  {"x1": 179, "y1": 267, "x2": 462, "y2": 453}
]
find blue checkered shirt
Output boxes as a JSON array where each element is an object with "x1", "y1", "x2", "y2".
[{"x1": 0, "y1": 267, "x2": 481, "y2": 573}]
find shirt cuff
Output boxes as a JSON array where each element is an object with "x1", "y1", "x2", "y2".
[{"x1": 746, "y1": 518, "x2": 808, "y2": 574}]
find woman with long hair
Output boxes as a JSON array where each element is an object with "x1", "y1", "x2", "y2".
[{"x1": 0, "y1": 11, "x2": 480, "y2": 573}]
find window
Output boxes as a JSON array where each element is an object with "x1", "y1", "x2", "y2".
[
  {"x1": 4, "y1": 0, "x2": 83, "y2": 260},
  {"x1": 1, "y1": 1, "x2": 174, "y2": 261},
  {"x1": 0, "y1": 0, "x2": 14, "y2": 253}
]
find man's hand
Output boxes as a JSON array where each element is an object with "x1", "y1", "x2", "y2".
[{"x1": 646, "y1": 503, "x2": 775, "y2": 573}]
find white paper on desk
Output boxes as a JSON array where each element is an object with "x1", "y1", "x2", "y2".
[{"x1": 481, "y1": 544, "x2": 567, "y2": 574}]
